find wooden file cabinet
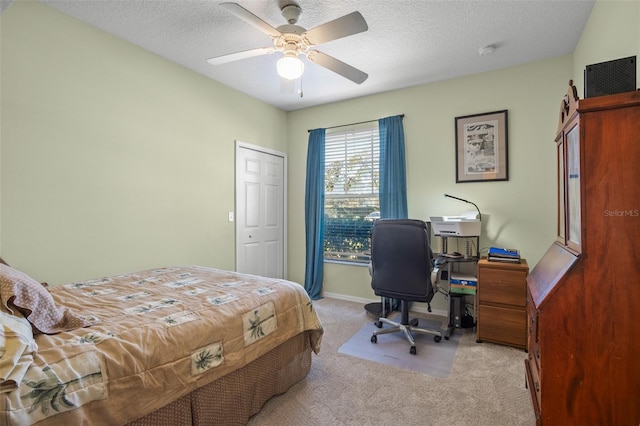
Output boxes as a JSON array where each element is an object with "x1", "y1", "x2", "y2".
[{"x1": 476, "y1": 258, "x2": 529, "y2": 350}]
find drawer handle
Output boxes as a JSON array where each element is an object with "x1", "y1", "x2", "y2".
[
  {"x1": 536, "y1": 350, "x2": 540, "y2": 359},
  {"x1": 535, "y1": 381, "x2": 540, "y2": 392}
]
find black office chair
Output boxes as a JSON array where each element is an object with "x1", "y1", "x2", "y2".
[{"x1": 369, "y1": 219, "x2": 442, "y2": 355}]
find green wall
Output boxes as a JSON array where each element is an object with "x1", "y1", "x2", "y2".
[
  {"x1": 286, "y1": 0, "x2": 640, "y2": 311},
  {"x1": 573, "y1": 0, "x2": 640, "y2": 98},
  {"x1": 1, "y1": 0, "x2": 638, "y2": 313},
  {"x1": 286, "y1": 56, "x2": 571, "y2": 312},
  {"x1": 0, "y1": 1, "x2": 287, "y2": 283}
]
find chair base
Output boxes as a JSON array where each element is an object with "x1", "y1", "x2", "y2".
[{"x1": 371, "y1": 301, "x2": 442, "y2": 355}]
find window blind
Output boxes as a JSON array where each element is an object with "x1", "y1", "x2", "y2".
[{"x1": 324, "y1": 127, "x2": 380, "y2": 263}]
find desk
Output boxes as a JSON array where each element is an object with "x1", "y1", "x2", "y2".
[
  {"x1": 434, "y1": 235, "x2": 480, "y2": 339},
  {"x1": 438, "y1": 257, "x2": 478, "y2": 339}
]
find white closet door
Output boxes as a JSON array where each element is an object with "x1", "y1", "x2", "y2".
[{"x1": 235, "y1": 143, "x2": 286, "y2": 278}]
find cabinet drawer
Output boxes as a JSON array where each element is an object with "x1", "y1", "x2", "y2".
[
  {"x1": 477, "y1": 304, "x2": 526, "y2": 348},
  {"x1": 478, "y1": 269, "x2": 527, "y2": 306}
]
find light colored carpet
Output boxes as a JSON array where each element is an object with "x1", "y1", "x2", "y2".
[
  {"x1": 338, "y1": 316, "x2": 459, "y2": 378},
  {"x1": 248, "y1": 297, "x2": 536, "y2": 426}
]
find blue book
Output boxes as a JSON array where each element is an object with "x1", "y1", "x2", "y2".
[{"x1": 488, "y1": 247, "x2": 520, "y2": 258}]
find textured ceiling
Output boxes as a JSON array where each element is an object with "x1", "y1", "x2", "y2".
[{"x1": 31, "y1": 0, "x2": 595, "y2": 111}]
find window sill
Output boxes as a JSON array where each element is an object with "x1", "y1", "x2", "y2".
[{"x1": 323, "y1": 259, "x2": 370, "y2": 267}]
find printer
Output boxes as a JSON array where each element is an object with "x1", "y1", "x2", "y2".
[{"x1": 429, "y1": 211, "x2": 481, "y2": 236}]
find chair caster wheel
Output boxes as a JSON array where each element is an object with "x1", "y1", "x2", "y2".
[
  {"x1": 375, "y1": 321, "x2": 382, "y2": 328},
  {"x1": 371, "y1": 335, "x2": 377, "y2": 344},
  {"x1": 410, "y1": 346, "x2": 417, "y2": 355},
  {"x1": 434, "y1": 335, "x2": 442, "y2": 343}
]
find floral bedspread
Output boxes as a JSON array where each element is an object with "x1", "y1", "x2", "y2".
[{"x1": 0, "y1": 266, "x2": 323, "y2": 425}]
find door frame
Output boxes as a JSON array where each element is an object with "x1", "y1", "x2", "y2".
[{"x1": 234, "y1": 140, "x2": 288, "y2": 279}]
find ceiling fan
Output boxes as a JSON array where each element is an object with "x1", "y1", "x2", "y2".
[{"x1": 207, "y1": 2, "x2": 369, "y2": 84}]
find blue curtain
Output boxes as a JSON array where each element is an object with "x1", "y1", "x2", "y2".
[
  {"x1": 378, "y1": 115, "x2": 408, "y2": 312},
  {"x1": 304, "y1": 129, "x2": 326, "y2": 300},
  {"x1": 379, "y1": 115, "x2": 408, "y2": 219}
]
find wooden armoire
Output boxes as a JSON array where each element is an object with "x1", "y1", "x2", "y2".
[{"x1": 525, "y1": 82, "x2": 640, "y2": 425}]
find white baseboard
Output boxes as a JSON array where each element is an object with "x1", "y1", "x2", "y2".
[{"x1": 322, "y1": 292, "x2": 448, "y2": 318}]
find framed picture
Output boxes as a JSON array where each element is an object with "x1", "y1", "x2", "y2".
[{"x1": 455, "y1": 110, "x2": 508, "y2": 183}]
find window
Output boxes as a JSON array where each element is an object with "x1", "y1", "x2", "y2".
[{"x1": 324, "y1": 125, "x2": 380, "y2": 264}]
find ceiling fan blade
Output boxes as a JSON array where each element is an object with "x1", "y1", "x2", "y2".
[
  {"x1": 207, "y1": 47, "x2": 273, "y2": 66},
  {"x1": 220, "y1": 2, "x2": 281, "y2": 38},
  {"x1": 302, "y1": 11, "x2": 368, "y2": 45},
  {"x1": 307, "y1": 50, "x2": 368, "y2": 84}
]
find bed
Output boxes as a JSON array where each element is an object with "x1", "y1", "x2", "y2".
[{"x1": 0, "y1": 262, "x2": 323, "y2": 425}]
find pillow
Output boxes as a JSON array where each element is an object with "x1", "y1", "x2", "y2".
[
  {"x1": 0, "y1": 263, "x2": 98, "y2": 334},
  {"x1": 0, "y1": 304, "x2": 37, "y2": 393}
]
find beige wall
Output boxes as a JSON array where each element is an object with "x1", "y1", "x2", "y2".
[{"x1": 0, "y1": 2, "x2": 287, "y2": 283}]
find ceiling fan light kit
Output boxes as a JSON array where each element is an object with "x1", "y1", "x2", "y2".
[
  {"x1": 210, "y1": 2, "x2": 369, "y2": 85},
  {"x1": 277, "y1": 55, "x2": 304, "y2": 80}
]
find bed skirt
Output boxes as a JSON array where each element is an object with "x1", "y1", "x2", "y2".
[{"x1": 126, "y1": 330, "x2": 313, "y2": 425}]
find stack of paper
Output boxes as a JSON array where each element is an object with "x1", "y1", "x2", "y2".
[
  {"x1": 488, "y1": 247, "x2": 520, "y2": 263},
  {"x1": 450, "y1": 272, "x2": 477, "y2": 294}
]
